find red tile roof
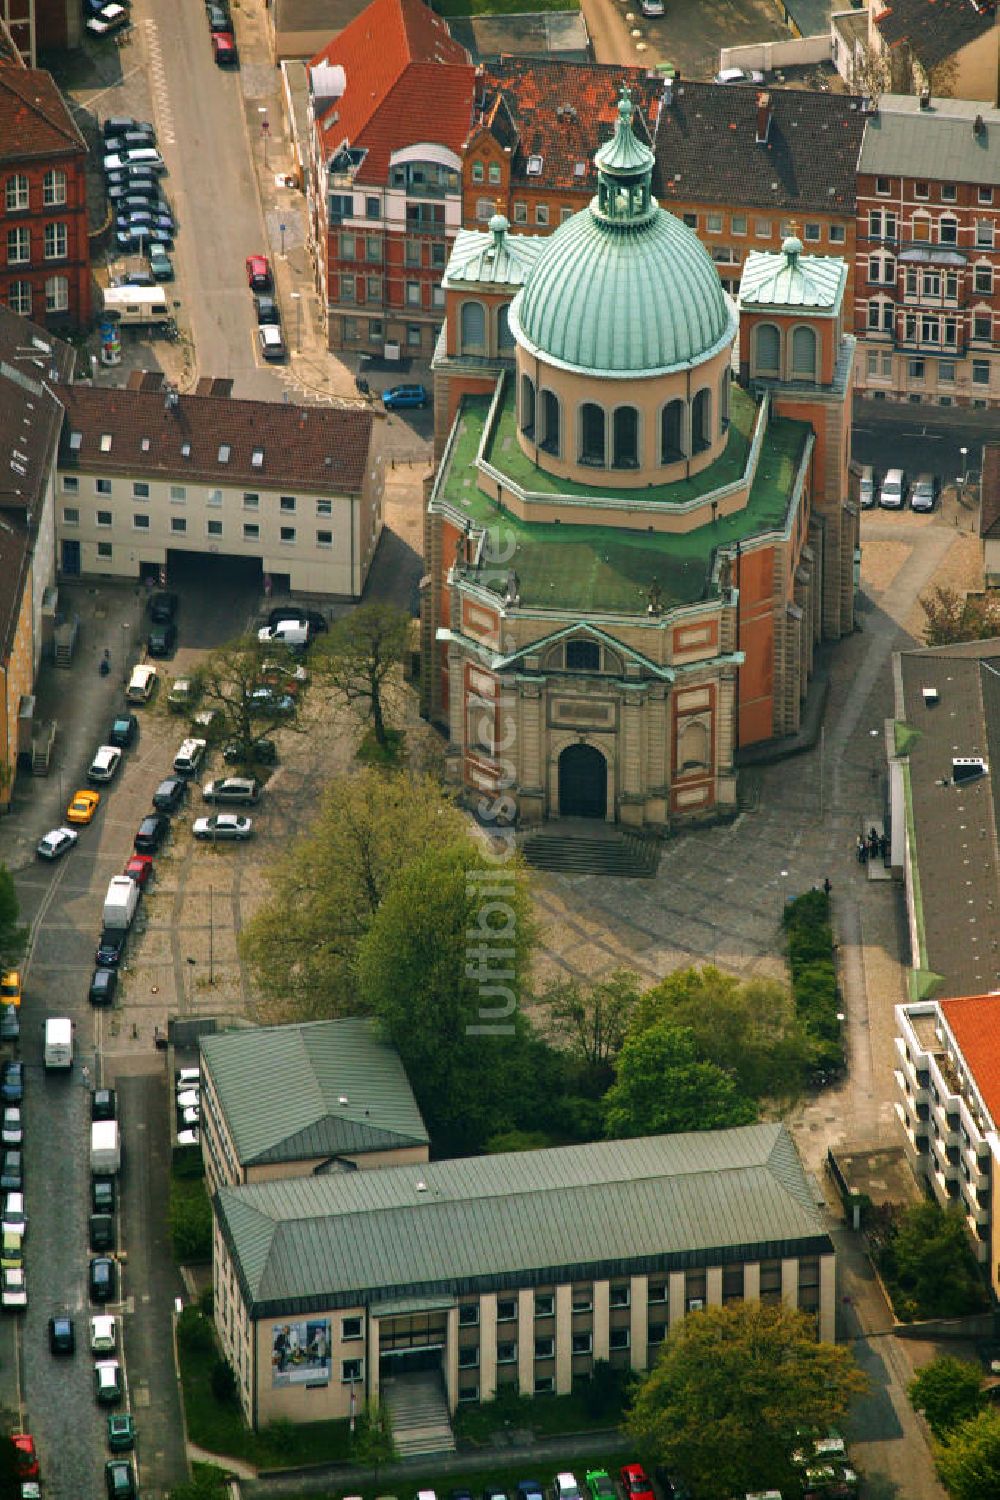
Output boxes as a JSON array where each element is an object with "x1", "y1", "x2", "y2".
[
  {"x1": 57, "y1": 382, "x2": 376, "y2": 493},
  {"x1": 940, "y1": 993, "x2": 1000, "y2": 1125},
  {"x1": 0, "y1": 67, "x2": 86, "y2": 161},
  {"x1": 310, "y1": 0, "x2": 473, "y2": 181},
  {"x1": 472, "y1": 58, "x2": 659, "y2": 194}
]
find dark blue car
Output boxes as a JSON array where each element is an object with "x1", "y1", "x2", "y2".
[
  {"x1": 0, "y1": 1063, "x2": 23, "y2": 1104},
  {"x1": 381, "y1": 383, "x2": 428, "y2": 411}
]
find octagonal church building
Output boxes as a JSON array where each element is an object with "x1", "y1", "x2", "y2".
[{"x1": 421, "y1": 87, "x2": 857, "y2": 828}]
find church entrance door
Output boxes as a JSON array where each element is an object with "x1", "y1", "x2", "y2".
[{"x1": 558, "y1": 743, "x2": 607, "y2": 819}]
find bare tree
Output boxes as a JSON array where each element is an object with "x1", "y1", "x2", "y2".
[
  {"x1": 849, "y1": 40, "x2": 891, "y2": 106},
  {"x1": 314, "y1": 603, "x2": 410, "y2": 750}
]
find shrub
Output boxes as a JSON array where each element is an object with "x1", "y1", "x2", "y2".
[
  {"x1": 198, "y1": 1286, "x2": 215, "y2": 1318},
  {"x1": 875, "y1": 1202, "x2": 988, "y2": 1321},
  {"x1": 177, "y1": 1306, "x2": 216, "y2": 1356},
  {"x1": 783, "y1": 892, "x2": 845, "y2": 1079},
  {"x1": 210, "y1": 1359, "x2": 238, "y2": 1406},
  {"x1": 170, "y1": 1174, "x2": 213, "y2": 1264}
]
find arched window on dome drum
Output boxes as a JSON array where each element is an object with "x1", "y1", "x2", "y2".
[
  {"x1": 497, "y1": 304, "x2": 515, "y2": 351},
  {"x1": 460, "y1": 301, "x2": 486, "y2": 355},
  {"x1": 720, "y1": 370, "x2": 731, "y2": 431},
  {"x1": 521, "y1": 374, "x2": 536, "y2": 439},
  {"x1": 754, "y1": 323, "x2": 781, "y2": 377},
  {"x1": 791, "y1": 325, "x2": 817, "y2": 380},
  {"x1": 660, "y1": 399, "x2": 686, "y2": 464},
  {"x1": 691, "y1": 388, "x2": 712, "y2": 454},
  {"x1": 612, "y1": 406, "x2": 639, "y2": 469},
  {"x1": 540, "y1": 390, "x2": 561, "y2": 456},
  {"x1": 580, "y1": 403, "x2": 605, "y2": 466}
]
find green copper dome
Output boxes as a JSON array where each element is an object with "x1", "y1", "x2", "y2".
[{"x1": 508, "y1": 87, "x2": 736, "y2": 379}]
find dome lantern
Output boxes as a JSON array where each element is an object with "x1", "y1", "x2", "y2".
[{"x1": 593, "y1": 85, "x2": 655, "y2": 225}]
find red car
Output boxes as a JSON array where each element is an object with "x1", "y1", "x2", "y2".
[
  {"x1": 212, "y1": 31, "x2": 237, "y2": 63},
  {"x1": 123, "y1": 854, "x2": 153, "y2": 889},
  {"x1": 14, "y1": 1435, "x2": 38, "y2": 1478},
  {"x1": 620, "y1": 1466, "x2": 653, "y2": 1500},
  {"x1": 245, "y1": 254, "x2": 270, "y2": 290}
]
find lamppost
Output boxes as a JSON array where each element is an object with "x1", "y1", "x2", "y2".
[
  {"x1": 958, "y1": 445, "x2": 969, "y2": 507},
  {"x1": 291, "y1": 290, "x2": 302, "y2": 353},
  {"x1": 869, "y1": 726, "x2": 880, "y2": 783},
  {"x1": 120, "y1": 621, "x2": 130, "y2": 686},
  {"x1": 258, "y1": 107, "x2": 269, "y2": 169}
]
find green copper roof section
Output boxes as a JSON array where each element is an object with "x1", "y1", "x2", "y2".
[
  {"x1": 443, "y1": 219, "x2": 545, "y2": 291},
  {"x1": 594, "y1": 86, "x2": 656, "y2": 179},
  {"x1": 739, "y1": 238, "x2": 847, "y2": 313},
  {"x1": 432, "y1": 385, "x2": 810, "y2": 614}
]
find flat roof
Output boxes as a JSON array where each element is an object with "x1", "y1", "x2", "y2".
[
  {"x1": 431, "y1": 381, "x2": 809, "y2": 613},
  {"x1": 215, "y1": 1124, "x2": 831, "y2": 1316}
]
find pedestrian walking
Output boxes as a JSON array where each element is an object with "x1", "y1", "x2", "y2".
[
  {"x1": 869, "y1": 825, "x2": 879, "y2": 847},
  {"x1": 880, "y1": 832, "x2": 889, "y2": 860},
  {"x1": 823, "y1": 877, "x2": 832, "y2": 896},
  {"x1": 856, "y1": 835, "x2": 866, "y2": 864}
]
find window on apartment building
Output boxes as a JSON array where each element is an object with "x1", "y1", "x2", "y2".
[
  {"x1": 431, "y1": 242, "x2": 447, "y2": 269},
  {"x1": 974, "y1": 312, "x2": 992, "y2": 340},
  {"x1": 488, "y1": 163, "x2": 501, "y2": 184},
  {"x1": 315, "y1": 499, "x2": 332, "y2": 517},
  {"x1": 508, "y1": 202, "x2": 525, "y2": 224},
  {"x1": 458, "y1": 1303, "x2": 479, "y2": 1327},
  {"x1": 534, "y1": 1295, "x2": 554, "y2": 1318},
  {"x1": 976, "y1": 264, "x2": 994, "y2": 294},
  {"x1": 96, "y1": 479, "x2": 112, "y2": 496},
  {"x1": 317, "y1": 529, "x2": 333, "y2": 547},
  {"x1": 339, "y1": 233, "x2": 356, "y2": 260},
  {"x1": 364, "y1": 237, "x2": 381, "y2": 264},
  {"x1": 207, "y1": 520, "x2": 223, "y2": 536},
  {"x1": 559, "y1": 206, "x2": 573, "y2": 224},
  {"x1": 341, "y1": 1358, "x2": 363, "y2": 1383},
  {"x1": 829, "y1": 223, "x2": 845, "y2": 244},
  {"x1": 730, "y1": 213, "x2": 747, "y2": 235},
  {"x1": 944, "y1": 316, "x2": 959, "y2": 346},
  {"x1": 535, "y1": 204, "x2": 549, "y2": 226},
  {"x1": 779, "y1": 220, "x2": 794, "y2": 239},
  {"x1": 340, "y1": 276, "x2": 356, "y2": 305},
  {"x1": 909, "y1": 358, "x2": 925, "y2": 380},
  {"x1": 171, "y1": 517, "x2": 187, "y2": 533},
  {"x1": 405, "y1": 240, "x2": 422, "y2": 268},
  {"x1": 44, "y1": 222, "x2": 67, "y2": 260},
  {"x1": 609, "y1": 1284, "x2": 630, "y2": 1309},
  {"x1": 369, "y1": 320, "x2": 383, "y2": 341},
  {"x1": 572, "y1": 1332, "x2": 592, "y2": 1356},
  {"x1": 939, "y1": 362, "x2": 956, "y2": 383},
  {"x1": 973, "y1": 359, "x2": 991, "y2": 385},
  {"x1": 242, "y1": 523, "x2": 259, "y2": 541},
  {"x1": 980, "y1": 186, "x2": 994, "y2": 206},
  {"x1": 881, "y1": 351, "x2": 892, "y2": 376},
  {"x1": 42, "y1": 169, "x2": 67, "y2": 206},
  {"x1": 476, "y1": 197, "x2": 494, "y2": 222},
  {"x1": 680, "y1": 212, "x2": 696, "y2": 229},
  {"x1": 945, "y1": 271, "x2": 959, "y2": 299},
  {"x1": 406, "y1": 282, "x2": 421, "y2": 307},
  {"x1": 63, "y1": 507, "x2": 79, "y2": 525},
  {"x1": 63, "y1": 476, "x2": 78, "y2": 494},
  {"x1": 170, "y1": 485, "x2": 186, "y2": 502},
  {"x1": 866, "y1": 349, "x2": 879, "y2": 378},
  {"x1": 647, "y1": 1281, "x2": 667, "y2": 1304},
  {"x1": 241, "y1": 492, "x2": 258, "y2": 509},
  {"x1": 207, "y1": 488, "x2": 222, "y2": 507},
  {"x1": 804, "y1": 222, "x2": 821, "y2": 242},
  {"x1": 97, "y1": 542, "x2": 112, "y2": 559},
  {"x1": 939, "y1": 217, "x2": 958, "y2": 246},
  {"x1": 366, "y1": 196, "x2": 380, "y2": 219},
  {"x1": 754, "y1": 218, "x2": 771, "y2": 238},
  {"x1": 534, "y1": 1336, "x2": 554, "y2": 1359},
  {"x1": 472, "y1": 161, "x2": 484, "y2": 182},
  {"x1": 407, "y1": 323, "x2": 422, "y2": 346},
  {"x1": 133, "y1": 514, "x2": 150, "y2": 530},
  {"x1": 96, "y1": 510, "x2": 112, "y2": 527},
  {"x1": 572, "y1": 1291, "x2": 592, "y2": 1314},
  {"x1": 978, "y1": 219, "x2": 995, "y2": 247},
  {"x1": 458, "y1": 1346, "x2": 479, "y2": 1369},
  {"x1": 5, "y1": 174, "x2": 28, "y2": 211},
  {"x1": 914, "y1": 181, "x2": 929, "y2": 199},
  {"x1": 279, "y1": 526, "x2": 296, "y2": 543},
  {"x1": 45, "y1": 276, "x2": 69, "y2": 313},
  {"x1": 875, "y1": 176, "x2": 890, "y2": 195},
  {"x1": 132, "y1": 482, "x2": 149, "y2": 499},
  {"x1": 497, "y1": 1341, "x2": 516, "y2": 1364},
  {"x1": 7, "y1": 227, "x2": 29, "y2": 265},
  {"x1": 535, "y1": 1376, "x2": 554, "y2": 1393},
  {"x1": 941, "y1": 182, "x2": 957, "y2": 202},
  {"x1": 706, "y1": 212, "x2": 723, "y2": 234},
  {"x1": 923, "y1": 270, "x2": 941, "y2": 297},
  {"x1": 497, "y1": 1300, "x2": 517, "y2": 1322},
  {"x1": 609, "y1": 1327, "x2": 630, "y2": 1350},
  {"x1": 342, "y1": 1317, "x2": 363, "y2": 1340},
  {"x1": 7, "y1": 281, "x2": 30, "y2": 314}
]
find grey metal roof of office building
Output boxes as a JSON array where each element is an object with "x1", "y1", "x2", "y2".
[
  {"x1": 898, "y1": 642, "x2": 1000, "y2": 998},
  {"x1": 215, "y1": 1124, "x2": 831, "y2": 1317},
  {"x1": 200, "y1": 1018, "x2": 429, "y2": 1167},
  {"x1": 859, "y1": 96, "x2": 1000, "y2": 187}
]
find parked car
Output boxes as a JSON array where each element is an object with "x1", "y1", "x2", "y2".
[
  {"x1": 125, "y1": 663, "x2": 157, "y2": 703},
  {"x1": 36, "y1": 826, "x2": 78, "y2": 861},
  {"x1": 267, "y1": 605, "x2": 327, "y2": 633},
  {"x1": 167, "y1": 676, "x2": 197, "y2": 711},
  {"x1": 95, "y1": 931, "x2": 126, "y2": 968},
  {"x1": 382, "y1": 383, "x2": 428, "y2": 410},
  {"x1": 249, "y1": 687, "x2": 295, "y2": 715},
  {"x1": 116, "y1": 225, "x2": 173, "y2": 251},
  {"x1": 88, "y1": 746, "x2": 122, "y2": 784},
  {"x1": 858, "y1": 464, "x2": 877, "y2": 509},
  {"x1": 134, "y1": 814, "x2": 168, "y2": 852},
  {"x1": 105, "y1": 1458, "x2": 136, "y2": 1500},
  {"x1": 107, "y1": 1413, "x2": 135, "y2": 1452},
  {"x1": 48, "y1": 1314, "x2": 75, "y2": 1354},
  {"x1": 911, "y1": 472, "x2": 939, "y2": 512},
  {"x1": 108, "y1": 713, "x2": 138, "y2": 748},
  {"x1": 0, "y1": 1152, "x2": 22, "y2": 1191},
  {"x1": 554, "y1": 1476, "x2": 582, "y2": 1500},
  {"x1": 257, "y1": 323, "x2": 285, "y2": 359},
  {"x1": 586, "y1": 1470, "x2": 616, "y2": 1500},
  {"x1": 173, "y1": 738, "x2": 206, "y2": 777},
  {"x1": 223, "y1": 737, "x2": 277, "y2": 765},
  {"x1": 0, "y1": 973, "x2": 20, "y2": 1009},
  {"x1": 149, "y1": 590, "x2": 178, "y2": 623},
  {"x1": 94, "y1": 1358, "x2": 123, "y2": 1404},
  {"x1": 102, "y1": 116, "x2": 145, "y2": 139},
  {"x1": 147, "y1": 621, "x2": 177, "y2": 656},
  {"x1": 0, "y1": 1008, "x2": 16, "y2": 1045},
  {"x1": 92, "y1": 1089, "x2": 117, "y2": 1122},
  {"x1": 192, "y1": 814, "x2": 253, "y2": 841},
  {"x1": 206, "y1": 3, "x2": 229, "y2": 27},
  {"x1": 89, "y1": 968, "x2": 118, "y2": 1007},
  {"x1": 2, "y1": 1266, "x2": 26, "y2": 1309},
  {"x1": 86, "y1": 7, "x2": 130, "y2": 36},
  {"x1": 89, "y1": 1256, "x2": 117, "y2": 1304},
  {"x1": 1, "y1": 1192, "x2": 25, "y2": 1236},
  {"x1": 639, "y1": 0, "x2": 664, "y2": 14},
  {"x1": 103, "y1": 147, "x2": 165, "y2": 175},
  {"x1": 123, "y1": 854, "x2": 153, "y2": 888},
  {"x1": 106, "y1": 179, "x2": 159, "y2": 203},
  {"x1": 67, "y1": 789, "x2": 100, "y2": 825},
  {"x1": 105, "y1": 166, "x2": 158, "y2": 192},
  {"x1": 714, "y1": 66, "x2": 765, "y2": 84},
  {"x1": 254, "y1": 293, "x2": 280, "y2": 326},
  {"x1": 245, "y1": 254, "x2": 271, "y2": 289},
  {"x1": 212, "y1": 31, "x2": 237, "y2": 63},
  {"x1": 0, "y1": 1064, "x2": 23, "y2": 1103},
  {"x1": 620, "y1": 1465, "x2": 654, "y2": 1500},
  {"x1": 90, "y1": 1213, "x2": 115, "y2": 1252},
  {"x1": 12, "y1": 1435, "x2": 36, "y2": 1477},
  {"x1": 879, "y1": 467, "x2": 906, "y2": 509},
  {"x1": 148, "y1": 245, "x2": 174, "y2": 280},
  {"x1": 1, "y1": 1109, "x2": 22, "y2": 1147},
  {"x1": 92, "y1": 1179, "x2": 116, "y2": 1215},
  {"x1": 202, "y1": 777, "x2": 259, "y2": 805}
]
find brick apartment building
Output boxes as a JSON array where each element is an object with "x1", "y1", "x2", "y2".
[
  {"x1": 0, "y1": 65, "x2": 90, "y2": 329},
  {"x1": 305, "y1": 0, "x2": 474, "y2": 357},
  {"x1": 461, "y1": 61, "x2": 864, "y2": 303},
  {"x1": 855, "y1": 94, "x2": 1000, "y2": 408}
]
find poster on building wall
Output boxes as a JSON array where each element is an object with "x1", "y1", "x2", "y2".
[{"x1": 271, "y1": 1320, "x2": 332, "y2": 1386}]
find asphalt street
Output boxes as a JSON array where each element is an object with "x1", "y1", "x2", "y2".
[{"x1": 851, "y1": 396, "x2": 991, "y2": 486}]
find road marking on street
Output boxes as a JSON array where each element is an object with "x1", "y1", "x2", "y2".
[{"x1": 143, "y1": 20, "x2": 176, "y2": 147}]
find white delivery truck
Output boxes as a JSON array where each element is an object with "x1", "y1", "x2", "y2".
[
  {"x1": 43, "y1": 1017, "x2": 73, "y2": 1070},
  {"x1": 101, "y1": 285, "x2": 170, "y2": 327},
  {"x1": 90, "y1": 1120, "x2": 121, "y2": 1175},
  {"x1": 103, "y1": 874, "x2": 139, "y2": 931}
]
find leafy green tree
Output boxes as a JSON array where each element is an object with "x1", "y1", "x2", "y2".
[
  {"x1": 936, "y1": 1409, "x2": 1000, "y2": 1500},
  {"x1": 878, "y1": 1202, "x2": 987, "y2": 1320},
  {"x1": 0, "y1": 1437, "x2": 22, "y2": 1500},
  {"x1": 0, "y1": 866, "x2": 26, "y2": 971},
  {"x1": 921, "y1": 583, "x2": 1000, "y2": 646},
  {"x1": 626, "y1": 1303, "x2": 867, "y2": 1500},
  {"x1": 196, "y1": 635, "x2": 303, "y2": 756},
  {"x1": 633, "y1": 966, "x2": 809, "y2": 1103},
  {"x1": 908, "y1": 1356, "x2": 985, "y2": 1439},
  {"x1": 315, "y1": 602, "x2": 410, "y2": 750},
  {"x1": 351, "y1": 1400, "x2": 395, "y2": 1486},
  {"x1": 355, "y1": 840, "x2": 535, "y2": 1154},
  {"x1": 484, "y1": 1129, "x2": 555, "y2": 1153},
  {"x1": 545, "y1": 968, "x2": 641, "y2": 1091},
  {"x1": 240, "y1": 771, "x2": 467, "y2": 1021},
  {"x1": 603, "y1": 1022, "x2": 756, "y2": 1139}
]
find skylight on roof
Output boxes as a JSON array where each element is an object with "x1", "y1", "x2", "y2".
[
  {"x1": 251, "y1": 448, "x2": 264, "y2": 468},
  {"x1": 526, "y1": 154, "x2": 544, "y2": 176},
  {"x1": 69, "y1": 432, "x2": 82, "y2": 451},
  {"x1": 573, "y1": 162, "x2": 586, "y2": 178},
  {"x1": 99, "y1": 434, "x2": 112, "y2": 452},
  {"x1": 218, "y1": 444, "x2": 231, "y2": 463}
]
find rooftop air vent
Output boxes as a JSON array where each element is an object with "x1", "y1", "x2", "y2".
[
  {"x1": 922, "y1": 686, "x2": 939, "y2": 705},
  {"x1": 953, "y1": 756, "x2": 988, "y2": 783},
  {"x1": 526, "y1": 154, "x2": 543, "y2": 176},
  {"x1": 416, "y1": 1180, "x2": 427, "y2": 1193}
]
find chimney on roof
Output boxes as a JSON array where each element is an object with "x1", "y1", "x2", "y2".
[
  {"x1": 755, "y1": 90, "x2": 772, "y2": 145},
  {"x1": 975, "y1": 113, "x2": 986, "y2": 136},
  {"x1": 919, "y1": 87, "x2": 931, "y2": 109}
]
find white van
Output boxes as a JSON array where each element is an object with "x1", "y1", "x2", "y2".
[
  {"x1": 126, "y1": 664, "x2": 157, "y2": 703},
  {"x1": 43, "y1": 1018, "x2": 73, "y2": 1070},
  {"x1": 101, "y1": 286, "x2": 170, "y2": 327},
  {"x1": 257, "y1": 620, "x2": 309, "y2": 647},
  {"x1": 173, "y1": 737, "x2": 206, "y2": 776},
  {"x1": 879, "y1": 468, "x2": 906, "y2": 509}
]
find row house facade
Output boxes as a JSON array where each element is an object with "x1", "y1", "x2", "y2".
[
  {"x1": 856, "y1": 94, "x2": 1000, "y2": 407},
  {"x1": 0, "y1": 65, "x2": 89, "y2": 328},
  {"x1": 305, "y1": 0, "x2": 474, "y2": 357},
  {"x1": 461, "y1": 61, "x2": 864, "y2": 303}
]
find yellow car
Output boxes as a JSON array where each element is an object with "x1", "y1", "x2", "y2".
[
  {"x1": 67, "y1": 789, "x2": 101, "y2": 825},
  {"x1": 0, "y1": 972, "x2": 20, "y2": 1009}
]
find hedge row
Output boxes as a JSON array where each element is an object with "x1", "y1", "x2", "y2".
[{"x1": 782, "y1": 889, "x2": 845, "y2": 1082}]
